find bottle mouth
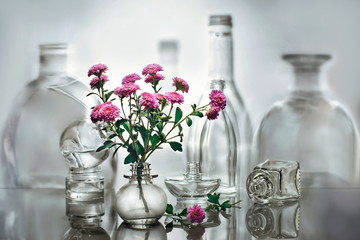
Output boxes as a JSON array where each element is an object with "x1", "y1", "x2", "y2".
[
  {"x1": 283, "y1": 54, "x2": 331, "y2": 70},
  {"x1": 209, "y1": 15, "x2": 232, "y2": 27},
  {"x1": 39, "y1": 43, "x2": 68, "y2": 50}
]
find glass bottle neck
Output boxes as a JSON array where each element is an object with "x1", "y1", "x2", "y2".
[
  {"x1": 210, "y1": 79, "x2": 226, "y2": 91},
  {"x1": 39, "y1": 44, "x2": 68, "y2": 77},
  {"x1": 292, "y1": 69, "x2": 322, "y2": 92},
  {"x1": 208, "y1": 25, "x2": 234, "y2": 82}
]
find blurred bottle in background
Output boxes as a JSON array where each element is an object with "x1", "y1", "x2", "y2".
[
  {"x1": 157, "y1": 40, "x2": 179, "y2": 92},
  {"x1": 252, "y1": 54, "x2": 359, "y2": 187},
  {"x1": 0, "y1": 44, "x2": 117, "y2": 189},
  {"x1": 186, "y1": 15, "x2": 253, "y2": 193}
]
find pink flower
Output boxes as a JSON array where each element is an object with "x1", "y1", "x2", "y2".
[
  {"x1": 122, "y1": 73, "x2": 141, "y2": 84},
  {"x1": 173, "y1": 77, "x2": 189, "y2": 93},
  {"x1": 90, "y1": 102, "x2": 120, "y2": 123},
  {"x1": 206, "y1": 107, "x2": 220, "y2": 120},
  {"x1": 164, "y1": 92, "x2": 184, "y2": 104},
  {"x1": 209, "y1": 90, "x2": 226, "y2": 110},
  {"x1": 153, "y1": 93, "x2": 164, "y2": 104},
  {"x1": 145, "y1": 73, "x2": 165, "y2": 83},
  {"x1": 142, "y1": 63, "x2": 163, "y2": 76},
  {"x1": 139, "y1": 92, "x2": 159, "y2": 110},
  {"x1": 114, "y1": 83, "x2": 140, "y2": 98},
  {"x1": 88, "y1": 63, "x2": 108, "y2": 77},
  {"x1": 186, "y1": 205, "x2": 205, "y2": 224},
  {"x1": 90, "y1": 74, "x2": 109, "y2": 90}
]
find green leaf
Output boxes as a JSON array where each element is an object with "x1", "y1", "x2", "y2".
[
  {"x1": 135, "y1": 141, "x2": 144, "y2": 156},
  {"x1": 112, "y1": 145, "x2": 122, "y2": 158},
  {"x1": 178, "y1": 124, "x2": 183, "y2": 133},
  {"x1": 86, "y1": 92, "x2": 99, "y2": 97},
  {"x1": 115, "y1": 119, "x2": 127, "y2": 128},
  {"x1": 207, "y1": 193, "x2": 220, "y2": 204},
  {"x1": 191, "y1": 111, "x2": 204, "y2": 118},
  {"x1": 166, "y1": 204, "x2": 174, "y2": 214},
  {"x1": 169, "y1": 142, "x2": 183, "y2": 152},
  {"x1": 165, "y1": 221, "x2": 173, "y2": 233},
  {"x1": 150, "y1": 134, "x2": 160, "y2": 148},
  {"x1": 162, "y1": 116, "x2": 172, "y2": 122},
  {"x1": 121, "y1": 122, "x2": 131, "y2": 133},
  {"x1": 96, "y1": 140, "x2": 116, "y2": 152},
  {"x1": 161, "y1": 97, "x2": 167, "y2": 110},
  {"x1": 108, "y1": 133, "x2": 117, "y2": 140},
  {"x1": 186, "y1": 117, "x2": 192, "y2": 127},
  {"x1": 191, "y1": 104, "x2": 197, "y2": 111},
  {"x1": 220, "y1": 200, "x2": 231, "y2": 211},
  {"x1": 105, "y1": 91, "x2": 114, "y2": 101},
  {"x1": 179, "y1": 208, "x2": 188, "y2": 217},
  {"x1": 175, "y1": 107, "x2": 182, "y2": 124},
  {"x1": 124, "y1": 152, "x2": 137, "y2": 164},
  {"x1": 134, "y1": 125, "x2": 148, "y2": 143}
]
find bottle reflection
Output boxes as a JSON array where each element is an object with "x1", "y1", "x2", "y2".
[
  {"x1": 246, "y1": 201, "x2": 300, "y2": 239},
  {"x1": 64, "y1": 196, "x2": 111, "y2": 239},
  {"x1": 115, "y1": 222, "x2": 167, "y2": 240}
]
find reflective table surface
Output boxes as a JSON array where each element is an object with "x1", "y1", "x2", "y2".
[{"x1": 0, "y1": 187, "x2": 359, "y2": 239}]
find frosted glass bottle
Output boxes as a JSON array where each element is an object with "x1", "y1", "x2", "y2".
[
  {"x1": 186, "y1": 15, "x2": 253, "y2": 191},
  {"x1": 252, "y1": 54, "x2": 359, "y2": 187},
  {"x1": 0, "y1": 44, "x2": 117, "y2": 188}
]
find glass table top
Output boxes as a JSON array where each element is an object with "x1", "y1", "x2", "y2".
[{"x1": 0, "y1": 187, "x2": 359, "y2": 239}]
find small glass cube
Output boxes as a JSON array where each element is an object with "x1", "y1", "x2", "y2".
[
  {"x1": 246, "y1": 160, "x2": 300, "y2": 204},
  {"x1": 246, "y1": 201, "x2": 300, "y2": 239}
]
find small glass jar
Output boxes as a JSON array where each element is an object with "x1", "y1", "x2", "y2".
[{"x1": 116, "y1": 162, "x2": 167, "y2": 228}]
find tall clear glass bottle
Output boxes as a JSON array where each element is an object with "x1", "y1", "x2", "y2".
[
  {"x1": 0, "y1": 44, "x2": 117, "y2": 188},
  {"x1": 186, "y1": 15, "x2": 253, "y2": 192},
  {"x1": 252, "y1": 54, "x2": 359, "y2": 187}
]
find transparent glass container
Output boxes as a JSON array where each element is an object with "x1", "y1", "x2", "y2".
[
  {"x1": 246, "y1": 160, "x2": 300, "y2": 204},
  {"x1": 186, "y1": 15, "x2": 253, "y2": 192},
  {"x1": 200, "y1": 80, "x2": 237, "y2": 195},
  {"x1": 252, "y1": 54, "x2": 359, "y2": 187},
  {"x1": 0, "y1": 44, "x2": 117, "y2": 188},
  {"x1": 60, "y1": 120, "x2": 110, "y2": 200},
  {"x1": 116, "y1": 162, "x2": 167, "y2": 228}
]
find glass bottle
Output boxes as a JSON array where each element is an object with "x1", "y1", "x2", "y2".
[
  {"x1": 116, "y1": 162, "x2": 167, "y2": 227},
  {"x1": 186, "y1": 15, "x2": 253, "y2": 192},
  {"x1": 252, "y1": 54, "x2": 359, "y2": 187},
  {"x1": 0, "y1": 44, "x2": 117, "y2": 188}
]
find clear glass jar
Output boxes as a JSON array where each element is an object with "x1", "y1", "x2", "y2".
[
  {"x1": 186, "y1": 15, "x2": 253, "y2": 192},
  {"x1": 252, "y1": 54, "x2": 359, "y2": 187},
  {"x1": 0, "y1": 44, "x2": 117, "y2": 188},
  {"x1": 116, "y1": 162, "x2": 167, "y2": 227}
]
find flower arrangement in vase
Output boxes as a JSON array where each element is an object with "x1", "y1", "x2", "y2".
[{"x1": 87, "y1": 63, "x2": 226, "y2": 227}]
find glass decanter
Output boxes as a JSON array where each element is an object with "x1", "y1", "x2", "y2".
[
  {"x1": 186, "y1": 15, "x2": 253, "y2": 193},
  {"x1": 0, "y1": 44, "x2": 117, "y2": 188},
  {"x1": 116, "y1": 162, "x2": 167, "y2": 227},
  {"x1": 60, "y1": 120, "x2": 110, "y2": 201},
  {"x1": 252, "y1": 54, "x2": 359, "y2": 187}
]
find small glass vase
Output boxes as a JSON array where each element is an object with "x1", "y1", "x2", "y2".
[{"x1": 116, "y1": 162, "x2": 167, "y2": 228}]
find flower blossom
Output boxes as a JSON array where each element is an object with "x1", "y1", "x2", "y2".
[
  {"x1": 90, "y1": 74, "x2": 109, "y2": 90},
  {"x1": 90, "y1": 102, "x2": 120, "y2": 123},
  {"x1": 114, "y1": 83, "x2": 140, "y2": 98},
  {"x1": 145, "y1": 73, "x2": 165, "y2": 83},
  {"x1": 164, "y1": 92, "x2": 184, "y2": 104},
  {"x1": 206, "y1": 107, "x2": 220, "y2": 120},
  {"x1": 88, "y1": 63, "x2": 108, "y2": 77},
  {"x1": 186, "y1": 205, "x2": 205, "y2": 224},
  {"x1": 139, "y1": 92, "x2": 159, "y2": 109},
  {"x1": 153, "y1": 93, "x2": 165, "y2": 104},
  {"x1": 122, "y1": 73, "x2": 141, "y2": 84},
  {"x1": 209, "y1": 90, "x2": 226, "y2": 110},
  {"x1": 173, "y1": 77, "x2": 189, "y2": 93},
  {"x1": 142, "y1": 63, "x2": 163, "y2": 76}
]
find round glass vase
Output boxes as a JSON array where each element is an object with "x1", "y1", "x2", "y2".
[{"x1": 116, "y1": 162, "x2": 167, "y2": 228}]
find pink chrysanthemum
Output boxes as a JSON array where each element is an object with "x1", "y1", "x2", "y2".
[
  {"x1": 153, "y1": 93, "x2": 164, "y2": 104},
  {"x1": 209, "y1": 90, "x2": 226, "y2": 110},
  {"x1": 145, "y1": 73, "x2": 165, "y2": 83},
  {"x1": 122, "y1": 73, "x2": 141, "y2": 84},
  {"x1": 88, "y1": 63, "x2": 108, "y2": 77},
  {"x1": 90, "y1": 102, "x2": 120, "y2": 123},
  {"x1": 173, "y1": 77, "x2": 189, "y2": 93},
  {"x1": 114, "y1": 83, "x2": 140, "y2": 98},
  {"x1": 139, "y1": 92, "x2": 159, "y2": 110},
  {"x1": 90, "y1": 74, "x2": 109, "y2": 90},
  {"x1": 164, "y1": 92, "x2": 184, "y2": 104},
  {"x1": 186, "y1": 205, "x2": 205, "y2": 224},
  {"x1": 142, "y1": 63, "x2": 163, "y2": 76},
  {"x1": 206, "y1": 107, "x2": 220, "y2": 120}
]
